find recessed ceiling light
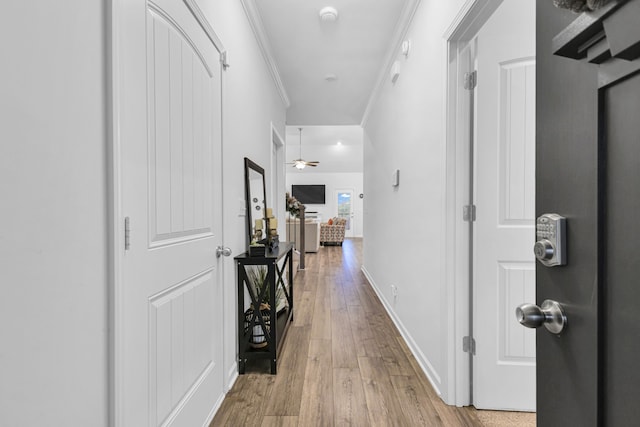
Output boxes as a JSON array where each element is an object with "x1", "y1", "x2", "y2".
[
  {"x1": 319, "y1": 6, "x2": 338, "y2": 22},
  {"x1": 324, "y1": 73, "x2": 338, "y2": 82},
  {"x1": 337, "y1": 141, "x2": 342, "y2": 146}
]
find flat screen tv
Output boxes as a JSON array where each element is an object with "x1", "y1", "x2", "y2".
[{"x1": 292, "y1": 184, "x2": 325, "y2": 205}]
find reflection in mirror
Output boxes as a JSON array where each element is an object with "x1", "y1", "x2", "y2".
[{"x1": 244, "y1": 158, "x2": 268, "y2": 249}]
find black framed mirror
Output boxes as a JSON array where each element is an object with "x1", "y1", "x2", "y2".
[{"x1": 244, "y1": 158, "x2": 268, "y2": 248}]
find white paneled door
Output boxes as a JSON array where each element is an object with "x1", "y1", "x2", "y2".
[
  {"x1": 115, "y1": 0, "x2": 224, "y2": 425},
  {"x1": 473, "y1": 0, "x2": 536, "y2": 411}
]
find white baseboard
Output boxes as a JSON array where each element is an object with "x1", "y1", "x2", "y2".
[
  {"x1": 203, "y1": 364, "x2": 238, "y2": 426},
  {"x1": 225, "y1": 365, "x2": 238, "y2": 393},
  {"x1": 203, "y1": 391, "x2": 226, "y2": 427},
  {"x1": 360, "y1": 266, "x2": 443, "y2": 396}
]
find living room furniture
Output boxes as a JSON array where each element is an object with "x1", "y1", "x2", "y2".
[
  {"x1": 320, "y1": 217, "x2": 347, "y2": 246},
  {"x1": 235, "y1": 242, "x2": 294, "y2": 375},
  {"x1": 286, "y1": 218, "x2": 320, "y2": 252}
]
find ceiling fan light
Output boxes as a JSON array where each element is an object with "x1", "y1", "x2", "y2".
[
  {"x1": 291, "y1": 127, "x2": 316, "y2": 171},
  {"x1": 319, "y1": 6, "x2": 338, "y2": 22}
]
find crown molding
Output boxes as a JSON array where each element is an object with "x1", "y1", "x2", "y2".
[
  {"x1": 240, "y1": 0, "x2": 291, "y2": 108},
  {"x1": 361, "y1": 0, "x2": 422, "y2": 128}
]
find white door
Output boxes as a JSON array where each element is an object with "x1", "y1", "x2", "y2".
[
  {"x1": 115, "y1": 0, "x2": 224, "y2": 425},
  {"x1": 473, "y1": 0, "x2": 536, "y2": 411},
  {"x1": 336, "y1": 189, "x2": 354, "y2": 238}
]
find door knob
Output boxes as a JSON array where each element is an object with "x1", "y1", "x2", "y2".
[
  {"x1": 216, "y1": 246, "x2": 232, "y2": 258},
  {"x1": 515, "y1": 299, "x2": 567, "y2": 334}
]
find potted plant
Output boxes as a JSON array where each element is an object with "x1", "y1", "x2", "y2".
[
  {"x1": 286, "y1": 192, "x2": 302, "y2": 218},
  {"x1": 243, "y1": 266, "x2": 271, "y2": 348}
]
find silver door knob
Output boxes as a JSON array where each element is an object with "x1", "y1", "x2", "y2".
[
  {"x1": 216, "y1": 246, "x2": 232, "y2": 258},
  {"x1": 515, "y1": 299, "x2": 567, "y2": 334}
]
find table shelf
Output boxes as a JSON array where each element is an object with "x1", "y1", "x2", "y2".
[{"x1": 235, "y1": 243, "x2": 294, "y2": 374}]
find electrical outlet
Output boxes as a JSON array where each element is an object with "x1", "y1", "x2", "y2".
[{"x1": 391, "y1": 284, "x2": 398, "y2": 297}]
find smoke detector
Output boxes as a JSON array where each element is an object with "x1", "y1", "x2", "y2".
[{"x1": 319, "y1": 6, "x2": 338, "y2": 22}]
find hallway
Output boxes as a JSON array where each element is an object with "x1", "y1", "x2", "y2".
[{"x1": 211, "y1": 240, "x2": 534, "y2": 426}]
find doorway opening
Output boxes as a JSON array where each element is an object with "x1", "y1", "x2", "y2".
[
  {"x1": 271, "y1": 123, "x2": 286, "y2": 230},
  {"x1": 445, "y1": 0, "x2": 536, "y2": 414}
]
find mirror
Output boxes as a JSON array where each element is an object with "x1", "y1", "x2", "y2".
[{"x1": 244, "y1": 158, "x2": 268, "y2": 248}]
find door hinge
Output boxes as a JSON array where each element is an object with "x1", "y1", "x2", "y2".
[
  {"x1": 464, "y1": 70, "x2": 477, "y2": 90},
  {"x1": 463, "y1": 205, "x2": 476, "y2": 222},
  {"x1": 124, "y1": 217, "x2": 131, "y2": 251},
  {"x1": 463, "y1": 336, "x2": 476, "y2": 355},
  {"x1": 221, "y1": 51, "x2": 230, "y2": 70}
]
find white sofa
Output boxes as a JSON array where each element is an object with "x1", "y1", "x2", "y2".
[{"x1": 285, "y1": 218, "x2": 320, "y2": 253}]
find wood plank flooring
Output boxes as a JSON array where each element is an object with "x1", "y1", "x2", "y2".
[{"x1": 211, "y1": 239, "x2": 534, "y2": 426}]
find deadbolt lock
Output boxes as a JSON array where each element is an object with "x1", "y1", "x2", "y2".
[{"x1": 535, "y1": 214, "x2": 566, "y2": 266}]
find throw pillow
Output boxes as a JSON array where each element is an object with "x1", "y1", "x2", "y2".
[{"x1": 327, "y1": 218, "x2": 333, "y2": 225}]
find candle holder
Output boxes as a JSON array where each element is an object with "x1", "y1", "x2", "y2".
[
  {"x1": 266, "y1": 213, "x2": 279, "y2": 250},
  {"x1": 268, "y1": 231, "x2": 279, "y2": 250}
]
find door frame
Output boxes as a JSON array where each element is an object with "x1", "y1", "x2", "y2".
[
  {"x1": 271, "y1": 123, "x2": 286, "y2": 234},
  {"x1": 443, "y1": 0, "x2": 504, "y2": 407},
  {"x1": 109, "y1": 0, "x2": 228, "y2": 424}
]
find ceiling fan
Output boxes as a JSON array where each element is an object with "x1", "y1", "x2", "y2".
[{"x1": 287, "y1": 127, "x2": 319, "y2": 170}]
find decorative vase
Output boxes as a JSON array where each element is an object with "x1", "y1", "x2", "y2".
[{"x1": 244, "y1": 303, "x2": 271, "y2": 348}]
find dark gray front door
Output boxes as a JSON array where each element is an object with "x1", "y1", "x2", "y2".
[{"x1": 536, "y1": 0, "x2": 640, "y2": 425}]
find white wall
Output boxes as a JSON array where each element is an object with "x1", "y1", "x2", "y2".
[
  {"x1": 0, "y1": 1, "x2": 286, "y2": 424},
  {"x1": 286, "y1": 172, "x2": 364, "y2": 237},
  {"x1": 361, "y1": 0, "x2": 468, "y2": 403},
  {"x1": 196, "y1": 0, "x2": 287, "y2": 392},
  {"x1": 0, "y1": 1, "x2": 109, "y2": 425}
]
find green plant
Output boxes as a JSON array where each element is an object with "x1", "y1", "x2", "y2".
[{"x1": 246, "y1": 265, "x2": 269, "y2": 304}]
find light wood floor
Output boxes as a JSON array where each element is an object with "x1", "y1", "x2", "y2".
[{"x1": 211, "y1": 239, "x2": 535, "y2": 426}]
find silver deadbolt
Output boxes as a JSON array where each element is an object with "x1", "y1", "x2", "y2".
[
  {"x1": 216, "y1": 246, "x2": 232, "y2": 258},
  {"x1": 534, "y1": 240, "x2": 555, "y2": 261},
  {"x1": 535, "y1": 214, "x2": 567, "y2": 266},
  {"x1": 516, "y1": 300, "x2": 567, "y2": 335}
]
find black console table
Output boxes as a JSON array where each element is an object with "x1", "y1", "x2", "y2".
[{"x1": 235, "y1": 242, "x2": 294, "y2": 374}]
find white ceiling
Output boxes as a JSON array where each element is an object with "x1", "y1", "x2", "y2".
[
  {"x1": 285, "y1": 125, "x2": 363, "y2": 173},
  {"x1": 249, "y1": 0, "x2": 414, "y2": 173},
  {"x1": 254, "y1": 0, "x2": 411, "y2": 126}
]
